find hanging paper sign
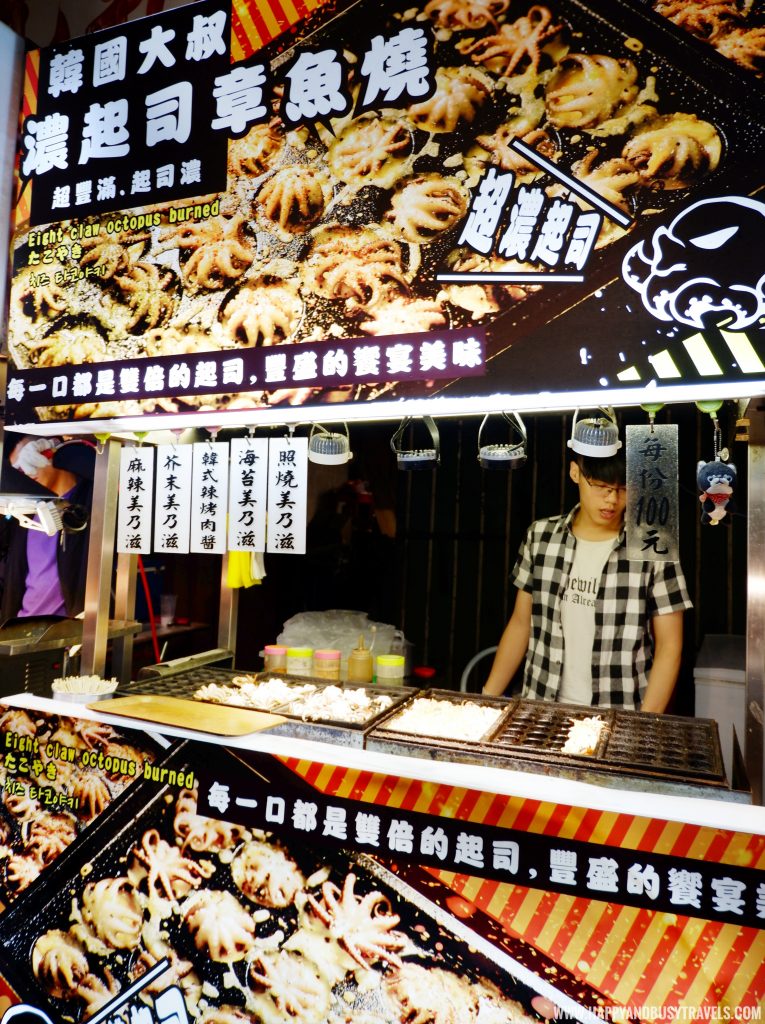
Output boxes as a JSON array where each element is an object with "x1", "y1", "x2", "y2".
[
  {"x1": 154, "y1": 443, "x2": 193, "y2": 554},
  {"x1": 116, "y1": 445, "x2": 154, "y2": 554},
  {"x1": 228, "y1": 437, "x2": 268, "y2": 552},
  {"x1": 625, "y1": 423, "x2": 680, "y2": 562},
  {"x1": 190, "y1": 441, "x2": 229, "y2": 554},
  {"x1": 266, "y1": 436, "x2": 307, "y2": 555}
]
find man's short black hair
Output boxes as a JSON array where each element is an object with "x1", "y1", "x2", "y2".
[{"x1": 574, "y1": 451, "x2": 626, "y2": 486}]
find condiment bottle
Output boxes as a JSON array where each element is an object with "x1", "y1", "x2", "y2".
[
  {"x1": 375, "y1": 654, "x2": 405, "y2": 686},
  {"x1": 347, "y1": 634, "x2": 373, "y2": 684},
  {"x1": 286, "y1": 646, "x2": 314, "y2": 677},
  {"x1": 263, "y1": 644, "x2": 287, "y2": 674},
  {"x1": 313, "y1": 648, "x2": 341, "y2": 681}
]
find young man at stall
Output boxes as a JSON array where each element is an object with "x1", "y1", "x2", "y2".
[{"x1": 482, "y1": 451, "x2": 692, "y2": 712}]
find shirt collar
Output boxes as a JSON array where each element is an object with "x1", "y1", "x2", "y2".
[{"x1": 560, "y1": 504, "x2": 626, "y2": 545}]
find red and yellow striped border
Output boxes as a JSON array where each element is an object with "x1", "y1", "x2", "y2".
[
  {"x1": 232, "y1": 0, "x2": 329, "y2": 61},
  {"x1": 12, "y1": 48, "x2": 39, "y2": 230},
  {"x1": 283, "y1": 757, "x2": 765, "y2": 1014}
]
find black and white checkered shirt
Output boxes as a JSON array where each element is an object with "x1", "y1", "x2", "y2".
[{"x1": 513, "y1": 506, "x2": 693, "y2": 709}]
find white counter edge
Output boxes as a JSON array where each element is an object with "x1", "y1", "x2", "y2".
[{"x1": 8, "y1": 693, "x2": 762, "y2": 835}]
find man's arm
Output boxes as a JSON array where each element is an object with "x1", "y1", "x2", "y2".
[
  {"x1": 482, "y1": 589, "x2": 532, "y2": 697},
  {"x1": 640, "y1": 609, "x2": 684, "y2": 713}
]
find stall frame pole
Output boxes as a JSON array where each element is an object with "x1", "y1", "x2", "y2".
[
  {"x1": 112, "y1": 552, "x2": 137, "y2": 685},
  {"x1": 746, "y1": 398, "x2": 765, "y2": 805},
  {"x1": 218, "y1": 552, "x2": 239, "y2": 667},
  {"x1": 80, "y1": 437, "x2": 121, "y2": 676}
]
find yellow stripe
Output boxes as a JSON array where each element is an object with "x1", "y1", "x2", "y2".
[
  {"x1": 555, "y1": 804, "x2": 591, "y2": 840},
  {"x1": 257, "y1": 1, "x2": 283, "y2": 43},
  {"x1": 526, "y1": 800, "x2": 558, "y2": 835},
  {"x1": 413, "y1": 781, "x2": 445, "y2": 814},
  {"x1": 585, "y1": 909, "x2": 659, "y2": 995},
  {"x1": 487, "y1": 881, "x2": 517, "y2": 922},
  {"x1": 363, "y1": 774, "x2": 388, "y2": 803},
  {"x1": 585, "y1": 904, "x2": 642, "y2": 989},
  {"x1": 439, "y1": 791, "x2": 471, "y2": 819},
  {"x1": 617, "y1": 366, "x2": 642, "y2": 381},
  {"x1": 721, "y1": 328, "x2": 765, "y2": 374},
  {"x1": 466, "y1": 789, "x2": 501, "y2": 825},
  {"x1": 588, "y1": 811, "x2": 623, "y2": 845},
  {"x1": 280, "y1": 0, "x2": 301, "y2": 23},
  {"x1": 648, "y1": 350, "x2": 682, "y2": 378},
  {"x1": 312, "y1": 761, "x2": 338, "y2": 791},
  {"x1": 458, "y1": 874, "x2": 487, "y2": 904},
  {"x1": 234, "y1": 4, "x2": 264, "y2": 58},
  {"x1": 631, "y1": 916, "x2": 687, "y2": 1010},
  {"x1": 678, "y1": 923, "x2": 741, "y2": 1010},
  {"x1": 683, "y1": 333, "x2": 723, "y2": 376},
  {"x1": 653, "y1": 819, "x2": 687, "y2": 854},
  {"x1": 620, "y1": 815, "x2": 655, "y2": 852},
  {"x1": 535, "y1": 892, "x2": 578, "y2": 949},
  {"x1": 434, "y1": 868, "x2": 458, "y2": 891},
  {"x1": 716, "y1": 931, "x2": 765, "y2": 1009},
  {"x1": 386, "y1": 775, "x2": 418, "y2": 809},
  {"x1": 332, "y1": 768, "x2": 361, "y2": 800},
  {"x1": 684, "y1": 830, "x2": 730, "y2": 864},
  {"x1": 492, "y1": 796, "x2": 530, "y2": 830},
  {"x1": 508, "y1": 887, "x2": 547, "y2": 937},
  {"x1": 558, "y1": 898, "x2": 610, "y2": 973}
]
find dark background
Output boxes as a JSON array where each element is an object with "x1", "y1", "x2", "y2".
[{"x1": 152, "y1": 401, "x2": 746, "y2": 715}]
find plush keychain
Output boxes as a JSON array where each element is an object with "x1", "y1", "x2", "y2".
[
  {"x1": 696, "y1": 401, "x2": 736, "y2": 525},
  {"x1": 697, "y1": 459, "x2": 736, "y2": 525}
]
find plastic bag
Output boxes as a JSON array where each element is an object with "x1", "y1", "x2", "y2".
[{"x1": 276, "y1": 610, "x2": 409, "y2": 677}]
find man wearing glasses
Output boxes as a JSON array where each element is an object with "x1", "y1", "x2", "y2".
[{"x1": 482, "y1": 452, "x2": 692, "y2": 712}]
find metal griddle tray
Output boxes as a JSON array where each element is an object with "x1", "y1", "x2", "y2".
[
  {"x1": 484, "y1": 700, "x2": 726, "y2": 785},
  {"x1": 0, "y1": 741, "x2": 555, "y2": 1022},
  {"x1": 122, "y1": 667, "x2": 413, "y2": 748},
  {"x1": 602, "y1": 709, "x2": 725, "y2": 782},
  {"x1": 367, "y1": 693, "x2": 727, "y2": 787},
  {"x1": 365, "y1": 688, "x2": 518, "y2": 764}
]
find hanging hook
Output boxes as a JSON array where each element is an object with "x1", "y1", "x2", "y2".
[
  {"x1": 641, "y1": 403, "x2": 663, "y2": 435},
  {"x1": 94, "y1": 432, "x2": 111, "y2": 455}
]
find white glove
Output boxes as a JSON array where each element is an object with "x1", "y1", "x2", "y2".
[{"x1": 11, "y1": 437, "x2": 61, "y2": 479}]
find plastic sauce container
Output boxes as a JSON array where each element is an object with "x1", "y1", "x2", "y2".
[
  {"x1": 347, "y1": 636, "x2": 373, "y2": 684},
  {"x1": 263, "y1": 645, "x2": 287, "y2": 673},
  {"x1": 286, "y1": 647, "x2": 314, "y2": 677},
  {"x1": 375, "y1": 654, "x2": 406, "y2": 685},
  {"x1": 313, "y1": 649, "x2": 341, "y2": 681}
]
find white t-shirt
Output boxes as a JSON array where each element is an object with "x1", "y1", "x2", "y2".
[{"x1": 559, "y1": 536, "x2": 615, "y2": 705}]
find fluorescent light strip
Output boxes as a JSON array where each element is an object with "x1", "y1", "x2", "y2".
[{"x1": 8, "y1": 379, "x2": 765, "y2": 438}]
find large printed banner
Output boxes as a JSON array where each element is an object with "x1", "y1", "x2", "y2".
[
  {"x1": 5, "y1": 0, "x2": 765, "y2": 428},
  {"x1": 0, "y1": 702, "x2": 763, "y2": 1023}
]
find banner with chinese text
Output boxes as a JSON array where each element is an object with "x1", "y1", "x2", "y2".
[
  {"x1": 0, "y1": 701, "x2": 762, "y2": 1024},
  {"x1": 4, "y1": 0, "x2": 765, "y2": 429}
]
